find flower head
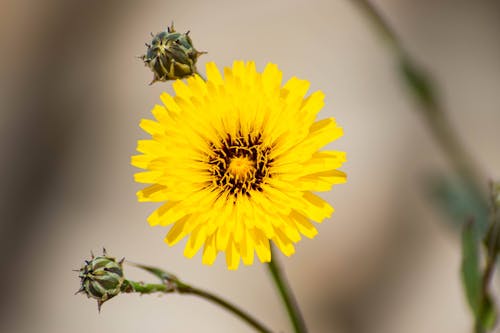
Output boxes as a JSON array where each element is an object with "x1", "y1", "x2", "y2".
[
  {"x1": 76, "y1": 249, "x2": 125, "y2": 311},
  {"x1": 132, "y1": 61, "x2": 346, "y2": 269}
]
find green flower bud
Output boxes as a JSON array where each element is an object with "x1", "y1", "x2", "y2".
[
  {"x1": 76, "y1": 249, "x2": 125, "y2": 311},
  {"x1": 142, "y1": 23, "x2": 206, "y2": 84}
]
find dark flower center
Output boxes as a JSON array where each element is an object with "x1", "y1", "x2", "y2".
[{"x1": 208, "y1": 132, "x2": 273, "y2": 197}]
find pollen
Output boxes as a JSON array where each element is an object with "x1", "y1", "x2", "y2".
[
  {"x1": 228, "y1": 156, "x2": 255, "y2": 179},
  {"x1": 208, "y1": 133, "x2": 273, "y2": 198}
]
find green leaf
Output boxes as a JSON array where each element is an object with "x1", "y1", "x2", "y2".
[
  {"x1": 429, "y1": 175, "x2": 489, "y2": 235},
  {"x1": 128, "y1": 262, "x2": 178, "y2": 283},
  {"x1": 461, "y1": 220, "x2": 482, "y2": 316}
]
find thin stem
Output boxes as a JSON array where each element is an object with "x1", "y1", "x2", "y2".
[
  {"x1": 482, "y1": 222, "x2": 499, "y2": 302},
  {"x1": 350, "y1": 1, "x2": 494, "y2": 331},
  {"x1": 350, "y1": 0, "x2": 486, "y2": 199},
  {"x1": 123, "y1": 279, "x2": 174, "y2": 294},
  {"x1": 267, "y1": 246, "x2": 307, "y2": 333},
  {"x1": 475, "y1": 183, "x2": 500, "y2": 333},
  {"x1": 176, "y1": 281, "x2": 273, "y2": 333},
  {"x1": 123, "y1": 279, "x2": 273, "y2": 333}
]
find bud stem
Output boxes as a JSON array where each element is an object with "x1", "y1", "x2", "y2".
[
  {"x1": 122, "y1": 280, "x2": 174, "y2": 294},
  {"x1": 122, "y1": 278, "x2": 273, "y2": 333}
]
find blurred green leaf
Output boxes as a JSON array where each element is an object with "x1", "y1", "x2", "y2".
[
  {"x1": 461, "y1": 220, "x2": 482, "y2": 316},
  {"x1": 429, "y1": 175, "x2": 489, "y2": 235},
  {"x1": 127, "y1": 262, "x2": 178, "y2": 283}
]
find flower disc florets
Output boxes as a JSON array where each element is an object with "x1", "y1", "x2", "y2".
[{"x1": 208, "y1": 132, "x2": 272, "y2": 199}]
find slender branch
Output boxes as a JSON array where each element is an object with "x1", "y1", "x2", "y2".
[
  {"x1": 481, "y1": 251, "x2": 497, "y2": 304},
  {"x1": 123, "y1": 279, "x2": 273, "y2": 333},
  {"x1": 123, "y1": 280, "x2": 174, "y2": 294},
  {"x1": 350, "y1": 1, "x2": 496, "y2": 331},
  {"x1": 350, "y1": 0, "x2": 486, "y2": 200},
  {"x1": 484, "y1": 184, "x2": 500, "y2": 282},
  {"x1": 175, "y1": 281, "x2": 273, "y2": 333},
  {"x1": 476, "y1": 182, "x2": 500, "y2": 333},
  {"x1": 267, "y1": 246, "x2": 307, "y2": 333}
]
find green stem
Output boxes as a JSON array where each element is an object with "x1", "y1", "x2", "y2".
[
  {"x1": 350, "y1": 0, "x2": 486, "y2": 199},
  {"x1": 475, "y1": 183, "x2": 500, "y2": 333},
  {"x1": 123, "y1": 279, "x2": 174, "y2": 294},
  {"x1": 267, "y1": 246, "x2": 307, "y2": 333},
  {"x1": 123, "y1": 279, "x2": 273, "y2": 333},
  {"x1": 176, "y1": 281, "x2": 273, "y2": 333},
  {"x1": 350, "y1": 1, "x2": 494, "y2": 331}
]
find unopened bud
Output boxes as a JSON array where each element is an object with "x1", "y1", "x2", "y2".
[
  {"x1": 76, "y1": 249, "x2": 125, "y2": 311},
  {"x1": 142, "y1": 23, "x2": 205, "y2": 84}
]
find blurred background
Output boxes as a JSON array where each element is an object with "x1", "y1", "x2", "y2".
[{"x1": 1, "y1": 0, "x2": 500, "y2": 332}]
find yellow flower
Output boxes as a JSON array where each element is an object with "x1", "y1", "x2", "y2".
[{"x1": 132, "y1": 61, "x2": 346, "y2": 269}]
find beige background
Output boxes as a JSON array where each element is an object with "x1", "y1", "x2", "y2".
[{"x1": 1, "y1": 0, "x2": 500, "y2": 332}]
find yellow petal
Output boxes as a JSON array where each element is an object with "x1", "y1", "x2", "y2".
[
  {"x1": 290, "y1": 211, "x2": 318, "y2": 239},
  {"x1": 225, "y1": 238, "x2": 240, "y2": 270},
  {"x1": 206, "y1": 61, "x2": 223, "y2": 85},
  {"x1": 137, "y1": 184, "x2": 168, "y2": 202},
  {"x1": 300, "y1": 192, "x2": 334, "y2": 222},
  {"x1": 307, "y1": 118, "x2": 343, "y2": 147},
  {"x1": 131, "y1": 154, "x2": 154, "y2": 169},
  {"x1": 202, "y1": 233, "x2": 217, "y2": 265},
  {"x1": 160, "y1": 92, "x2": 181, "y2": 115},
  {"x1": 134, "y1": 171, "x2": 162, "y2": 184},
  {"x1": 272, "y1": 229, "x2": 295, "y2": 257},
  {"x1": 184, "y1": 224, "x2": 207, "y2": 258},
  {"x1": 282, "y1": 77, "x2": 310, "y2": 101},
  {"x1": 140, "y1": 119, "x2": 164, "y2": 136},
  {"x1": 147, "y1": 201, "x2": 188, "y2": 226},
  {"x1": 262, "y1": 63, "x2": 282, "y2": 96},
  {"x1": 165, "y1": 216, "x2": 190, "y2": 245},
  {"x1": 239, "y1": 229, "x2": 255, "y2": 266},
  {"x1": 136, "y1": 140, "x2": 166, "y2": 155},
  {"x1": 252, "y1": 229, "x2": 271, "y2": 263}
]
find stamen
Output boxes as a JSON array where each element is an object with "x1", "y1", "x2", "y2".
[{"x1": 208, "y1": 132, "x2": 273, "y2": 197}]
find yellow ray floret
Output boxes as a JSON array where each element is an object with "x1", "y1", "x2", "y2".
[{"x1": 132, "y1": 60, "x2": 346, "y2": 270}]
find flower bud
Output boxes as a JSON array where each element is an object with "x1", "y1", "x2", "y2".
[
  {"x1": 76, "y1": 249, "x2": 125, "y2": 311},
  {"x1": 142, "y1": 23, "x2": 205, "y2": 84}
]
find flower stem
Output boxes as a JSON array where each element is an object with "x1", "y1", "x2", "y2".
[
  {"x1": 176, "y1": 281, "x2": 273, "y2": 333},
  {"x1": 267, "y1": 246, "x2": 307, "y2": 333},
  {"x1": 122, "y1": 279, "x2": 273, "y2": 333},
  {"x1": 351, "y1": 1, "x2": 496, "y2": 331},
  {"x1": 350, "y1": 0, "x2": 486, "y2": 199},
  {"x1": 123, "y1": 280, "x2": 174, "y2": 294}
]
